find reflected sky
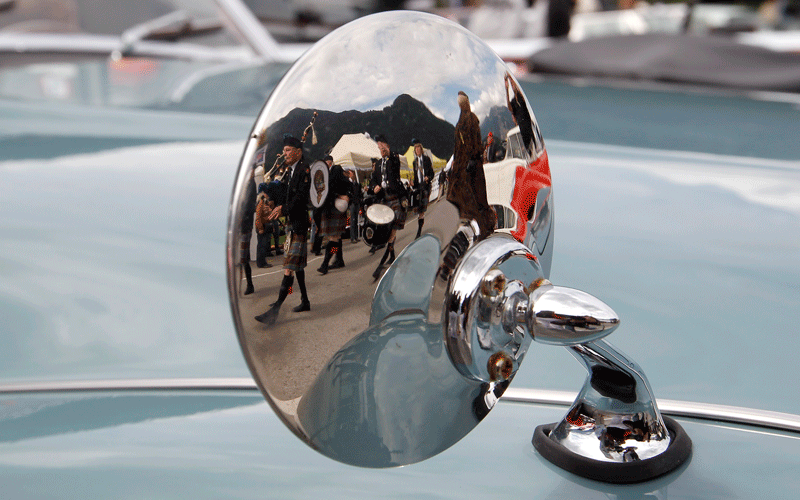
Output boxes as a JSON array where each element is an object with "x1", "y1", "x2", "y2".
[{"x1": 260, "y1": 12, "x2": 510, "y2": 127}]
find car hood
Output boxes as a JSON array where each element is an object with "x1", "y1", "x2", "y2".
[{"x1": 1, "y1": 389, "x2": 799, "y2": 499}]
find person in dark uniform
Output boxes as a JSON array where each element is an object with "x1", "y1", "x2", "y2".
[
  {"x1": 265, "y1": 177, "x2": 285, "y2": 256},
  {"x1": 410, "y1": 139, "x2": 434, "y2": 239},
  {"x1": 317, "y1": 155, "x2": 351, "y2": 274},
  {"x1": 369, "y1": 134, "x2": 407, "y2": 280},
  {"x1": 347, "y1": 170, "x2": 362, "y2": 243},
  {"x1": 255, "y1": 135, "x2": 312, "y2": 325}
]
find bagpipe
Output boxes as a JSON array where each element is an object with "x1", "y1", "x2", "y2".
[{"x1": 264, "y1": 111, "x2": 318, "y2": 183}]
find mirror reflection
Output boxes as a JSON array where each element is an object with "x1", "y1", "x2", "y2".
[{"x1": 228, "y1": 11, "x2": 553, "y2": 468}]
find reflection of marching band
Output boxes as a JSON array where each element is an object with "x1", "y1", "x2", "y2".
[
  {"x1": 247, "y1": 127, "x2": 440, "y2": 326},
  {"x1": 243, "y1": 85, "x2": 552, "y2": 333}
]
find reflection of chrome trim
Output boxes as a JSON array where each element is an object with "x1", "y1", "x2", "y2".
[
  {"x1": 0, "y1": 0, "x2": 289, "y2": 63},
  {"x1": 215, "y1": 0, "x2": 286, "y2": 61},
  {"x1": 0, "y1": 32, "x2": 253, "y2": 62},
  {"x1": 504, "y1": 387, "x2": 800, "y2": 433},
  {"x1": 2, "y1": 378, "x2": 799, "y2": 433}
]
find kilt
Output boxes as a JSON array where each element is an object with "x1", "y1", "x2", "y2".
[
  {"x1": 415, "y1": 188, "x2": 430, "y2": 213},
  {"x1": 283, "y1": 232, "x2": 308, "y2": 272},
  {"x1": 384, "y1": 194, "x2": 406, "y2": 230},
  {"x1": 319, "y1": 205, "x2": 347, "y2": 242},
  {"x1": 240, "y1": 228, "x2": 252, "y2": 262}
]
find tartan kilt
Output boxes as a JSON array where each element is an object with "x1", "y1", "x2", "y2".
[
  {"x1": 415, "y1": 188, "x2": 430, "y2": 213},
  {"x1": 385, "y1": 194, "x2": 406, "y2": 230},
  {"x1": 319, "y1": 205, "x2": 347, "y2": 241},
  {"x1": 283, "y1": 233, "x2": 308, "y2": 271}
]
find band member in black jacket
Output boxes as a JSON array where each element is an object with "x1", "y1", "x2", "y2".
[
  {"x1": 317, "y1": 155, "x2": 351, "y2": 274},
  {"x1": 369, "y1": 134, "x2": 407, "y2": 280},
  {"x1": 410, "y1": 138, "x2": 434, "y2": 238},
  {"x1": 255, "y1": 135, "x2": 312, "y2": 325}
]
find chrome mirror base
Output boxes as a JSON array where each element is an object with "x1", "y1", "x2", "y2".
[
  {"x1": 532, "y1": 340, "x2": 693, "y2": 483},
  {"x1": 533, "y1": 416, "x2": 692, "y2": 483}
]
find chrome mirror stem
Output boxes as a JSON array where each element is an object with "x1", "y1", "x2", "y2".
[{"x1": 445, "y1": 234, "x2": 691, "y2": 482}]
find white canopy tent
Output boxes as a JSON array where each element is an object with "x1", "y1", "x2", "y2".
[{"x1": 330, "y1": 133, "x2": 409, "y2": 183}]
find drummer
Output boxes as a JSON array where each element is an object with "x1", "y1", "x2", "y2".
[
  {"x1": 369, "y1": 134, "x2": 407, "y2": 280},
  {"x1": 410, "y1": 138, "x2": 434, "y2": 239},
  {"x1": 317, "y1": 155, "x2": 350, "y2": 275}
]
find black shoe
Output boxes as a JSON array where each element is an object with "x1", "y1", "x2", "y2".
[
  {"x1": 329, "y1": 259, "x2": 344, "y2": 269},
  {"x1": 244, "y1": 283, "x2": 254, "y2": 295},
  {"x1": 275, "y1": 248, "x2": 284, "y2": 255},
  {"x1": 372, "y1": 266, "x2": 383, "y2": 281},
  {"x1": 369, "y1": 243, "x2": 385, "y2": 254},
  {"x1": 292, "y1": 301, "x2": 310, "y2": 312},
  {"x1": 256, "y1": 261, "x2": 272, "y2": 268},
  {"x1": 254, "y1": 306, "x2": 279, "y2": 325},
  {"x1": 317, "y1": 264, "x2": 328, "y2": 275}
]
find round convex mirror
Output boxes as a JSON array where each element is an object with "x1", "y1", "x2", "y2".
[{"x1": 227, "y1": 11, "x2": 553, "y2": 468}]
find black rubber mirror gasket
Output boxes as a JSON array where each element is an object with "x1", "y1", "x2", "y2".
[{"x1": 532, "y1": 416, "x2": 692, "y2": 484}]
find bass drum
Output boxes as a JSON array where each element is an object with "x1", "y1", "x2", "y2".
[
  {"x1": 363, "y1": 203, "x2": 395, "y2": 247},
  {"x1": 309, "y1": 160, "x2": 329, "y2": 209}
]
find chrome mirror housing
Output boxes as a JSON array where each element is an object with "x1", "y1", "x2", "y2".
[{"x1": 227, "y1": 11, "x2": 689, "y2": 480}]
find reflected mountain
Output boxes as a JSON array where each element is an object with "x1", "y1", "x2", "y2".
[
  {"x1": 260, "y1": 94, "x2": 456, "y2": 162},
  {"x1": 480, "y1": 105, "x2": 518, "y2": 145}
]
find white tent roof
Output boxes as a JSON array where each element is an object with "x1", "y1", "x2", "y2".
[
  {"x1": 330, "y1": 133, "x2": 380, "y2": 171},
  {"x1": 330, "y1": 133, "x2": 408, "y2": 172}
]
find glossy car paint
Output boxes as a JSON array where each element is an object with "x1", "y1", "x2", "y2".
[{"x1": 2, "y1": 70, "x2": 799, "y2": 497}]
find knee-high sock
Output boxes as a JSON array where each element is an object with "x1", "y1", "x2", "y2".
[
  {"x1": 296, "y1": 270, "x2": 308, "y2": 302},
  {"x1": 276, "y1": 274, "x2": 294, "y2": 306},
  {"x1": 244, "y1": 262, "x2": 253, "y2": 287},
  {"x1": 320, "y1": 242, "x2": 334, "y2": 267}
]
